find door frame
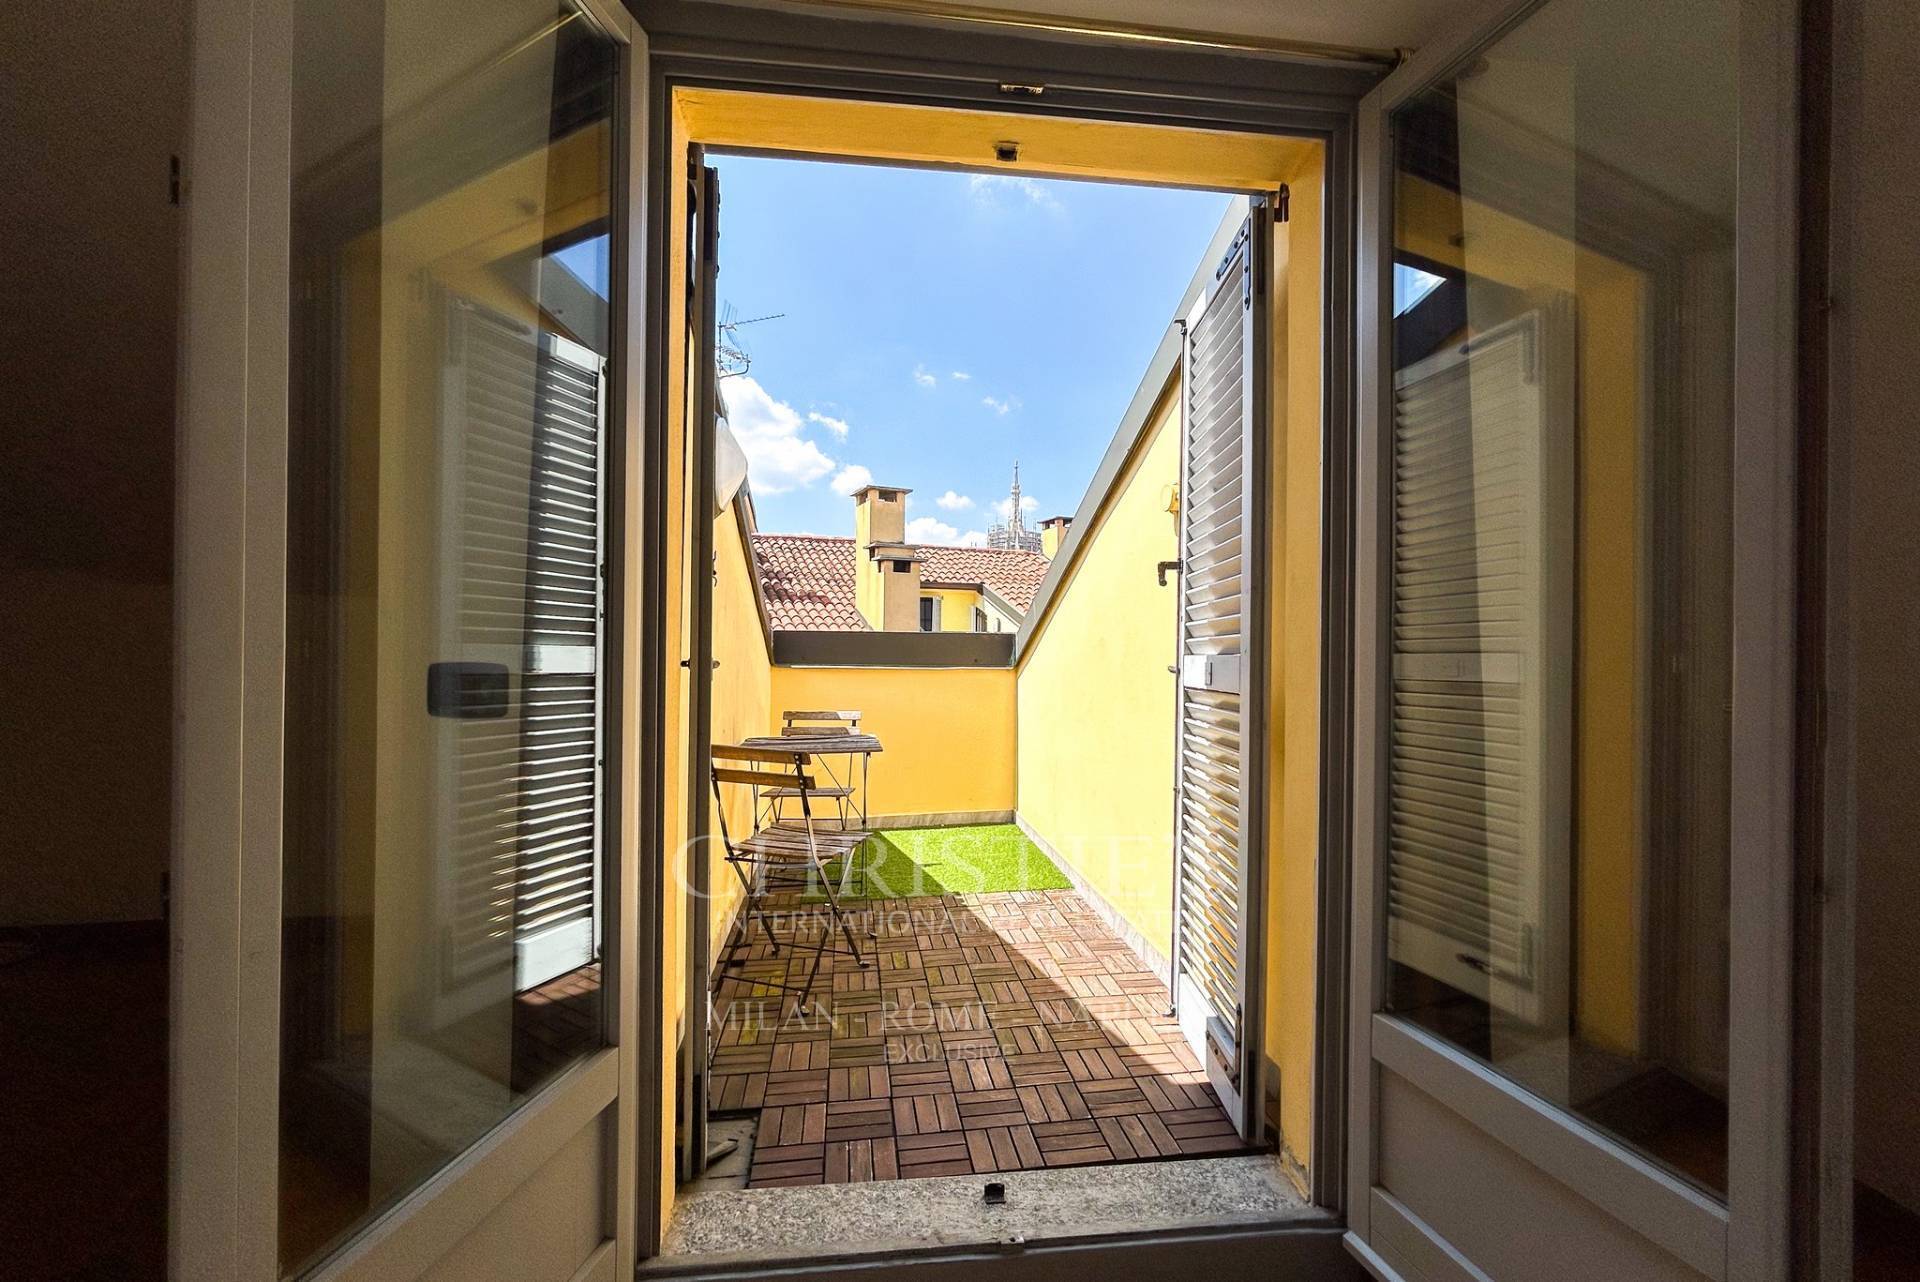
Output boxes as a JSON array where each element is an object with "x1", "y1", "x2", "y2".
[
  {"x1": 171, "y1": 0, "x2": 654, "y2": 1276},
  {"x1": 1343, "y1": 0, "x2": 1801, "y2": 1278},
  {"x1": 174, "y1": 2, "x2": 1389, "y2": 1276},
  {"x1": 647, "y1": 0, "x2": 1373, "y2": 1232}
]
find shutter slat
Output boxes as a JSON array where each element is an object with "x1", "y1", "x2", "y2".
[
  {"x1": 1173, "y1": 228, "x2": 1253, "y2": 1047},
  {"x1": 442, "y1": 301, "x2": 605, "y2": 996},
  {"x1": 1386, "y1": 312, "x2": 1564, "y2": 1021}
]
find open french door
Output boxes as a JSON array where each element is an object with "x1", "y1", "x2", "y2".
[
  {"x1": 1171, "y1": 196, "x2": 1272, "y2": 1142},
  {"x1": 678, "y1": 152, "x2": 722, "y2": 1185},
  {"x1": 1345, "y1": 0, "x2": 1799, "y2": 1279},
  {"x1": 172, "y1": 0, "x2": 652, "y2": 1277}
]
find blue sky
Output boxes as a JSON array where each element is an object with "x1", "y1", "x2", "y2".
[{"x1": 699, "y1": 156, "x2": 1233, "y2": 542}]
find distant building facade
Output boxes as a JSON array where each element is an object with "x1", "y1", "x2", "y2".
[{"x1": 751, "y1": 480, "x2": 1052, "y2": 633}]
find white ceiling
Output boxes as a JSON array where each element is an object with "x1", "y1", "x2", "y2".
[{"x1": 723, "y1": 0, "x2": 1463, "y2": 59}]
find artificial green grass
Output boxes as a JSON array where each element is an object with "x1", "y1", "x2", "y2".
[{"x1": 806, "y1": 824, "x2": 1071, "y2": 900}]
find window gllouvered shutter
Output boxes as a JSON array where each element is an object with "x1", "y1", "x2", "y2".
[
  {"x1": 511, "y1": 331, "x2": 605, "y2": 991},
  {"x1": 1171, "y1": 201, "x2": 1269, "y2": 1138},
  {"x1": 438, "y1": 299, "x2": 605, "y2": 1007},
  {"x1": 1386, "y1": 306, "x2": 1571, "y2": 1026}
]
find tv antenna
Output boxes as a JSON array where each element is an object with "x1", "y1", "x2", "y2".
[{"x1": 717, "y1": 303, "x2": 784, "y2": 378}]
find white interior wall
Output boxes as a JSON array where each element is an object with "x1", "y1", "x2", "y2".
[
  {"x1": 1834, "y1": 0, "x2": 1920, "y2": 1216},
  {"x1": 0, "y1": 0, "x2": 186, "y2": 925}
]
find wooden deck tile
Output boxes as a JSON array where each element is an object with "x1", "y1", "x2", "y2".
[{"x1": 722, "y1": 887, "x2": 1254, "y2": 1189}]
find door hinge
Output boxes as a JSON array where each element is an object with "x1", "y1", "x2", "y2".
[{"x1": 1276, "y1": 183, "x2": 1290, "y2": 223}]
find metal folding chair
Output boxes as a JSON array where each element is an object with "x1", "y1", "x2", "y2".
[{"x1": 711, "y1": 742, "x2": 871, "y2": 1002}]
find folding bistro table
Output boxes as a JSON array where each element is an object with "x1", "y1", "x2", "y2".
[
  {"x1": 737, "y1": 729, "x2": 879, "y2": 832},
  {"x1": 745, "y1": 714, "x2": 881, "y2": 833}
]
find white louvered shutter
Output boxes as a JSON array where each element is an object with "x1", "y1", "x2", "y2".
[
  {"x1": 1387, "y1": 308, "x2": 1571, "y2": 1026},
  {"x1": 438, "y1": 299, "x2": 605, "y2": 1006},
  {"x1": 1171, "y1": 211, "x2": 1264, "y2": 1129}
]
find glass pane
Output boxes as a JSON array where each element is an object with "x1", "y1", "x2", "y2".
[
  {"x1": 1383, "y1": 0, "x2": 1735, "y2": 1195},
  {"x1": 279, "y1": 4, "x2": 616, "y2": 1271}
]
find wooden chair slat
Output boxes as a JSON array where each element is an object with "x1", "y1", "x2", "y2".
[
  {"x1": 712, "y1": 765, "x2": 812, "y2": 790},
  {"x1": 736, "y1": 828, "x2": 868, "y2": 859},
  {"x1": 711, "y1": 743, "x2": 810, "y2": 765}
]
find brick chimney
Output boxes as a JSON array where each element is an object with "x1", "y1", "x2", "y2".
[
  {"x1": 851, "y1": 485, "x2": 921, "y2": 631},
  {"x1": 1039, "y1": 515, "x2": 1072, "y2": 559}
]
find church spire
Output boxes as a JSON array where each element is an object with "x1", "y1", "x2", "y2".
[{"x1": 986, "y1": 459, "x2": 1043, "y2": 552}]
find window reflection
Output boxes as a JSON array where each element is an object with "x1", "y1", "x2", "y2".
[
  {"x1": 279, "y1": 4, "x2": 615, "y2": 1272},
  {"x1": 1383, "y1": 0, "x2": 1736, "y2": 1194}
]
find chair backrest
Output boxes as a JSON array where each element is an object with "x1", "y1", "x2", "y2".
[
  {"x1": 780, "y1": 709, "x2": 860, "y2": 737},
  {"x1": 710, "y1": 742, "x2": 813, "y2": 792}
]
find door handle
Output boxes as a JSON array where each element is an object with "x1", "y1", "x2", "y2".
[{"x1": 427, "y1": 661, "x2": 509, "y2": 718}]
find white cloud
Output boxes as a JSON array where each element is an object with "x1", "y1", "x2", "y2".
[
  {"x1": 950, "y1": 370, "x2": 972, "y2": 381},
  {"x1": 807, "y1": 410, "x2": 851, "y2": 439},
  {"x1": 957, "y1": 530, "x2": 990, "y2": 548},
  {"x1": 993, "y1": 495, "x2": 1041, "y2": 519},
  {"x1": 906, "y1": 516, "x2": 962, "y2": 544},
  {"x1": 968, "y1": 173, "x2": 1066, "y2": 216},
  {"x1": 935, "y1": 490, "x2": 974, "y2": 511},
  {"x1": 912, "y1": 364, "x2": 937, "y2": 388},
  {"x1": 829, "y1": 464, "x2": 873, "y2": 496},
  {"x1": 982, "y1": 395, "x2": 1018, "y2": 416},
  {"x1": 723, "y1": 376, "x2": 835, "y2": 495}
]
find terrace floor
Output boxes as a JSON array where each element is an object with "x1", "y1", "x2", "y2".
[{"x1": 707, "y1": 885, "x2": 1255, "y2": 1187}]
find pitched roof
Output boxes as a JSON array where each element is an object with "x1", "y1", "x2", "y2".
[
  {"x1": 749, "y1": 534, "x2": 1052, "y2": 631},
  {"x1": 916, "y1": 545, "x2": 1051, "y2": 612},
  {"x1": 750, "y1": 534, "x2": 869, "y2": 631}
]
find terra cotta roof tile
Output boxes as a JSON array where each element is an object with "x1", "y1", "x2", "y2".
[{"x1": 749, "y1": 534, "x2": 1051, "y2": 631}]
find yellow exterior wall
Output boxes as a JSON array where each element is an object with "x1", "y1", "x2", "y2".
[
  {"x1": 924, "y1": 586, "x2": 985, "y2": 632},
  {"x1": 659, "y1": 92, "x2": 694, "y2": 1227},
  {"x1": 708, "y1": 503, "x2": 773, "y2": 951},
  {"x1": 1265, "y1": 149, "x2": 1324, "y2": 1175},
  {"x1": 1569, "y1": 259, "x2": 1646, "y2": 1056},
  {"x1": 1015, "y1": 390, "x2": 1181, "y2": 958},
  {"x1": 767, "y1": 665, "x2": 1017, "y2": 818}
]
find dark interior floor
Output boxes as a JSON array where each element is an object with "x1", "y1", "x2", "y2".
[
  {"x1": 1857, "y1": 1181, "x2": 1920, "y2": 1282},
  {"x1": 0, "y1": 922, "x2": 167, "y2": 1281}
]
